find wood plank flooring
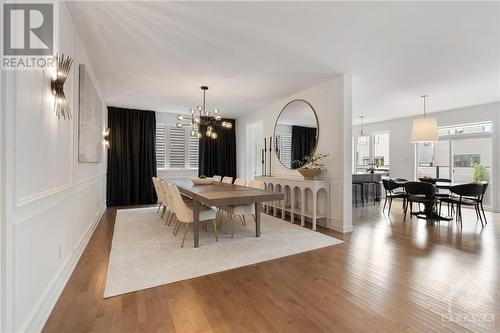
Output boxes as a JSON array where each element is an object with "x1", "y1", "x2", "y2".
[{"x1": 43, "y1": 202, "x2": 499, "y2": 332}]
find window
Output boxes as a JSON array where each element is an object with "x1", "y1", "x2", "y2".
[
  {"x1": 155, "y1": 124, "x2": 199, "y2": 169},
  {"x1": 355, "y1": 131, "x2": 390, "y2": 173},
  {"x1": 276, "y1": 134, "x2": 292, "y2": 168},
  {"x1": 155, "y1": 125, "x2": 167, "y2": 169},
  {"x1": 373, "y1": 132, "x2": 390, "y2": 167}
]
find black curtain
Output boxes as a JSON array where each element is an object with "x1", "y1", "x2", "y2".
[
  {"x1": 106, "y1": 107, "x2": 157, "y2": 206},
  {"x1": 198, "y1": 118, "x2": 236, "y2": 178},
  {"x1": 291, "y1": 125, "x2": 317, "y2": 168}
]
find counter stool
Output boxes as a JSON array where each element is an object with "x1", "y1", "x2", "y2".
[
  {"x1": 353, "y1": 183, "x2": 364, "y2": 207},
  {"x1": 363, "y1": 182, "x2": 378, "y2": 206}
]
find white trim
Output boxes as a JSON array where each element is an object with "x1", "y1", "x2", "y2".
[{"x1": 17, "y1": 206, "x2": 105, "y2": 333}]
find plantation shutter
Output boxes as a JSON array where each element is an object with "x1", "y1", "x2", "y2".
[{"x1": 155, "y1": 125, "x2": 167, "y2": 169}]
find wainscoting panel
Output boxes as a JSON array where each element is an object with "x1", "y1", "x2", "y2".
[{"x1": 14, "y1": 197, "x2": 73, "y2": 329}]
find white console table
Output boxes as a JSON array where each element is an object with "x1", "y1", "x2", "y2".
[{"x1": 256, "y1": 176, "x2": 330, "y2": 231}]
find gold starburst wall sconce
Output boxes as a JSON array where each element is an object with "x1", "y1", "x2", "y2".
[{"x1": 51, "y1": 53, "x2": 73, "y2": 119}]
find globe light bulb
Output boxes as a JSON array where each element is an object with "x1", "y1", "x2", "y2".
[
  {"x1": 197, "y1": 132, "x2": 202, "y2": 139},
  {"x1": 226, "y1": 122, "x2": 232, "y2": 129},
  {"x1": 176, "y1": 115, "x2": 183, "y2": 120},
  {"x1": 206, "y1": 130, "x2": 212, "y2": 137},
  {"x1": 221, "y1": 121, "x2": 227, "y2": 127},
  {"x1": 190, "y1": 130, "x2": 196, "y2": 136},
  {"x1": 190, "y1": 108, "x2": 195, "y2": 114},
  {"x1": 176, "y1": 122, "x2": 182, "y2": 128},
  {"x1": 197, "y1": 105, "x2": 202, "y2": 111},
  {"x1": 194, "y1": 117, "x2": 200, "y2": 123},
  {"x1": 211, "y1": 132, "x2": 217, "y2": 139},
  {"x1": 207, "y1": 125, "x2": 213, "y2": 131},
  {"x1": 214, "y1": 108, "x2": 219, "y2": 114},
  {"x1": 215, "y1": 115, "x2": 222, "y2": 121}
]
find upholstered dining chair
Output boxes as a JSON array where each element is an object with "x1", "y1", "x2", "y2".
[
  {"x1": 234, "y1": 178, "x2": 247, "y2": 186},
  {"x1": 212, "y1": 175, "x2": 222, "y2": 182},
  {"x1": 167, "y1": 184, "x2": 220, "y2": 247},
  {"x1": 152, "y1": 177, "x2": 169, "y2": 218},
  {"x1": 158, "y1": 180, "x2": 175, "y2": 226},
  {"x1": 222, "y1": 176, "x2": 233, "y2": 184},
  {"x1": 220, "y1": 179, "x2": 265, "y2": 236}
]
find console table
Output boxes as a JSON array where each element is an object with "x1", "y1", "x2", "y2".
[{"x1": 256, "y1": 176, "x2": 330, "y2": 231}]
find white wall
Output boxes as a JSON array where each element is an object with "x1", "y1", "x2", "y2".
[
  {"x1": 0, "y1": 2, "x2": 107, "y2": 332},
  {"x1": 236, "y1": 76, "x2": 353, "y2": 232},
  {"x1": 353, "y1": 102, "x2": 500, "y2": 212}
]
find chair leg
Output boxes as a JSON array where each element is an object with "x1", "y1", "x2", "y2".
[
  {"x1": 383, "y1": 195, "x2": 387, "y2": 212},
  {"x1": 212, "y1": 219, "x2": 218, "y2": 242},
  {"x1": 161, "y1": 206, "x2": 167, "y2": 218},
  {"x1": 157, "y1": 203, "x2": 162, "y2": 213},
  {"x1": 238, "y1": 215, "x2": 245, "y2": 225},
  {"x1": 404, "y1": 200, "x2": 408, "y2": 221},
  {"x1": 252, "y1": 214, "x2": 256, "y2": 222},
  {"x1": 242, "y1": 215, "x2": 247, "y2": 226},
  {"x1": 477, "y1": 205, "x2": 484, "y2": 227},
  {"x1": 480, "y1": 203, "x2": 487, "y2": 224},
  {"x1": 388, "y1": 197, "x2": 393, "y2": 214},
  {"x1": 181, "y1": 223, "x2": 190, "y2": 248},
  {"x1": 168, "y1": 213, "x2": 175, "y2": 227},
  {"x1": 231, "y1": 215, "x2": 235, "y2": 238}
]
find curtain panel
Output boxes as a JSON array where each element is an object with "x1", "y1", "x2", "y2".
[
  {"x1": 106, "y1": 106, "x2": 157, "y2": 206},
  {"x1": 291, "y1": 125, "x2": 317, "y2": 168},
  {"x1": 198, "y1": 118, "x2": 236, "y2": 178}
]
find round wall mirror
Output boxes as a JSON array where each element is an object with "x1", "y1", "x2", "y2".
[{"x1": 273, "y1": 99, "x2": 319, "y2": 169}]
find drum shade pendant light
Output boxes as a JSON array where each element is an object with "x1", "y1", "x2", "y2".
[
  {"x1": 176, "y1": 86, "x2": 232, "y2": 140},
  {"x1": 411, "y1": 95, "x2": 438, "y2": 143}
]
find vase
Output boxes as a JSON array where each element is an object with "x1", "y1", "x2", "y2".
[{"x1": 297, "y1": 168, "x2": 321, "y2": 180}]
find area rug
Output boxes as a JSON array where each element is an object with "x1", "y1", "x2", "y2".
[{"x1": 103, "y1": 207, "x2": 342, "y2": 298}]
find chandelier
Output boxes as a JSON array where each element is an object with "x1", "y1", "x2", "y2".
[{"x1": 176, "y1": 86, "x2": 232, "y2": 140}]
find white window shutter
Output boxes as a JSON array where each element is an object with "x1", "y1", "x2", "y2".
[
  {"x1": 155, "y1": 125, "x2": 167, "y2": 169},
  {"x1": 168, "y1": 127, "x2": 186, "y2": 168}
]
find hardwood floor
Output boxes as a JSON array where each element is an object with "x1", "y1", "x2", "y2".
[{"x1": 43, "y1": 202, "x2": 499, "y2": 332}]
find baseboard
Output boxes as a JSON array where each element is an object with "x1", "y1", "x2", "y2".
[
  {"x1": 328, "y1": 217, "x2": 354, "y2": 233},
  {"x1": 17, "y1": 205, "x2": 106, "y2": 333}
]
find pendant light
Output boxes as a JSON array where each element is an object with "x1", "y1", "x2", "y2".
[
  {"x1": 411, "y1": 95, "x2": 438, "y2": 143},
  {"x1": 357, "y1": 116, "x2": 368, "y2": 145}
]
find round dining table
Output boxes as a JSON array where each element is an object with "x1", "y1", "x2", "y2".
[{"x1": 390, "y1": 179, "x2": 461, "y2": 222}]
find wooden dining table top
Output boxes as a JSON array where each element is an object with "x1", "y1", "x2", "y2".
[{"x1": 169, "y1": 178, "x2": 284, "y2": 206}]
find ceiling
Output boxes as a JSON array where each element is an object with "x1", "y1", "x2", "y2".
[{"x1": 67, "y1": 1, "x2": 499, "y2": 124}]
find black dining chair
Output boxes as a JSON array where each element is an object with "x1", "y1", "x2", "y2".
[
  {"x1": 382, "y1": 179, "x2": 407, "y2": 214},
  {"x1": 475, "y1": 181, "x2": 488, "y2": 224},
  {"x1": 439, "y1": 183, "x2": 484, "y2": 228},
  {"x1": 404, "y1": 181, "x2": 437, "y2": 223},
  {"x1": 436, "y1": 178, "x2": 453, "y2": 215}
]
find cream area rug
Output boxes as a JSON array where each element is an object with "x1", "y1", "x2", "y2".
[{"x1": 104, "y1": 207, "x2": 342, "y2": 298}]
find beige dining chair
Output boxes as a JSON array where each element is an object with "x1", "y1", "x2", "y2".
[
  {"x1": 234, "y1": 178, "x2": 247, "y2": 186},
  {"x1": 167, "y1": 184, "x2": 220, "y2": 247},
  {"x1": 220, "y1": 179, "x2": 265, "y2": 237},
  {"x1": 152, "y1": 177, "x2": 169, "y2": 218},
  {"x1": 159, "y1": 180, "x2": 176, "y2": 226},
  {"x1": 213, "y1": 175, "x2": 222, "y2": 182},
  {"x1": 222, "y1": 176, "x2": 233, "y2": 184}
]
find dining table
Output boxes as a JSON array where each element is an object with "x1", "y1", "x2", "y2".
[
  {"x1": 390, "y1": 179, "x2": 464, "y2": 222},
  {"x1": 170, "y1": 179, "x2": 285, "y2": 248}
]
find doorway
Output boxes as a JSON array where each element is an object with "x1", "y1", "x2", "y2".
[{"x1": 245, "y1": 121, "x2": 264, "y2": 180}]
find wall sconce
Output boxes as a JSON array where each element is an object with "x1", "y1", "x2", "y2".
[
  {"x1": 103, "y1": 128, "x2": 110, "y2": 149},
  {"x1": 51, "y1": 53, "x2": 73, "y2": 119}
]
